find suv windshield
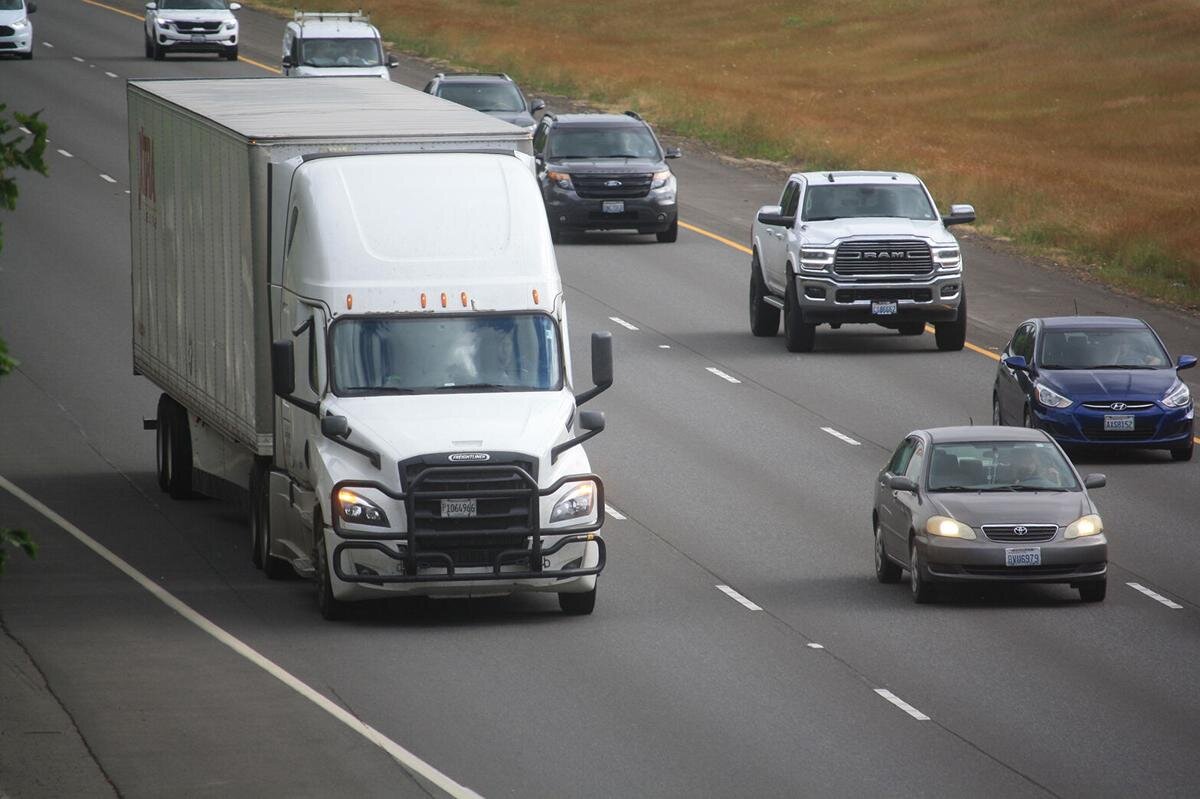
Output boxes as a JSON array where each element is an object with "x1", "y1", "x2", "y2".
[
  {"x1": 438, "y1": 82, "x2": 525, "y2": 112},
  {"x1": 158, "y1": 0, "x2": 227, "y2": 9},
  {"x1": 928, "y1": 441, "x2": 1079, "y2": 492},
  {"x1": 299, "y1": 38, "x2": 381, "y2": 67},
  {"x1": 331, "y1": 313, "x2": 563, "y2": 396},
  {"x1": 546, "y1": 126, "x2": 660, "y2": 160},
  {"x1": 1039, "y1": 328, "x2": 1169, "y2": 370},
  {"x1": 802, "y1": 184, "x2": 936, "y2": 222}
]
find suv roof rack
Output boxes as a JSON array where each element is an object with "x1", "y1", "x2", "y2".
[
  {"x1": 623, "y1": 110, "x2": 643, "y2": 121},
  {"x1": 293, "y1": 10, "x2": 370, "y2": 23},
  {"x1": 437, "y1": 72, "x2": 513, "y2": 81}
]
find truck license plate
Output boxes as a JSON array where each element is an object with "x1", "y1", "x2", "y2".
[
  {"x1": 1104, "y1": 414, "x2": 1134, "y2": 431},
  {"x1": 191, "y1": 34, "x2": 206, "y2": 43},
  {"x1": 1005, "y1": 547, "x2": 1041, "y2": 567},
  {"x1": 871, "y1": 301, "x2": 898, "y2": 316},
  {"x1": 602, "y1": 200, "x2": 624, "y2": 214},
  {"x1": 441, "y1": 499, "x2": 477, "y2": 518}
]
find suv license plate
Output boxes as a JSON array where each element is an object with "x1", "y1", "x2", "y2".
[
  {"x1": 441, "y1": 499, "x2": 477, "y2": 518},
  {"x1": 1005, "y1": 547, "x2": 1041, "y2": 567},
  {"x1": 191, "y1": 34, "x2": 206, "y2": 43},
  {"x1": 602, "y1": 200, "x2": 624, "y2": 214},
  {"x1": 1104, "y1": 414, "x2": 1134, "y2": 431},
  {"x1": 871, "y1": 301, "x2": 898, "y2": 316}
]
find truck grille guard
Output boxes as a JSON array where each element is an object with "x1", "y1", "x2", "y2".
[{"x1": 329, "y1": 466, "x2": 606, "y2": 583}]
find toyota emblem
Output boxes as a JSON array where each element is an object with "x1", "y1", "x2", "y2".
[{"x1": 1013, "y1": 526, "x2": 1028, "y2": 536}]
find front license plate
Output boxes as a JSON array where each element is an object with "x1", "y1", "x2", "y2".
[
  {"x1": 1005, "y1": 547, "x2": 1042, "y2": 567},
  {"x1": 1104, "y1": 414, "x2": 1134, "y2": 431},
  {"x1": 602, "y1": 200, "x2": 624, "y2": 214},
  {"x1": 190, "y1": 34, "x2": 206, "y2": 43},
  {"x1": 441, "y1": 498, "x2": 477, "y2": 518},
  {"x1": 871, "y1": 301, "x2": 898, "y2": 316}
]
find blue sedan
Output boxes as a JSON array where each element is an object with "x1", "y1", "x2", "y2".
[{"x1": 992, "y1": 316, "x2": 1196, "y2": 461}]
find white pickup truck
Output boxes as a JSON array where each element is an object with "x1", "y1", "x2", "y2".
[{"x1": 748, "y1": 171, "x2": 975, "y2": 352}]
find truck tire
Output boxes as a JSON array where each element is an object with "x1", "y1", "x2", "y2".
[
  {"x1": 748, "y1": 253, "x2": 780, "y2": 337},
  {"x1": 934, "y1": 289, "x2": 967, "y2": 351},
  {"x1": 157, "y1": 395, "x2": 193, "y2": 500},
  {"x1": 248, "y1": 461, "x2": 268, "y2": 569},
  {"x1": 155, "y1": 394, "x2": 173, "y2": 493},
  {"x1": 255, "y1": 470, "x2": 289, "y2": 580},
  {"x1": 783, "y1": 277, "x2": 815, "y2": 353},
  {"x1": 558, "y1": 586, "x2": 596, "y2": 615},
  {"x1": 314, "y1": 516, "x2": 348, "y2": 620},
  {"x1": 656, "y1": 218, "x2": 678, "y2": 243}
]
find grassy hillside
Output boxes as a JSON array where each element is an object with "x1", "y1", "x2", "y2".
[{"x1": 281, "y1": 0, "x2": 1200, "y2": 307}]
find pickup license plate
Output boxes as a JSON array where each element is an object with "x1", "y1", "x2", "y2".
[
  {"x1": 1104, "y1": 414, "x2": 1134, "y2": 431},
  {"x1": 602, "y1": 200, "x2": 624, "y2": 214},
  {"x1": 1005, "y1": 547, "x2": 1041, "y2": 567},
  {"x1": 871, "y1": 301, "x2": 898, "y2": 316},
  {"x1": 190, "y1": 34, "x2": 206, "y2": 43},
  {"x1": 441, "y1": 498, "x2": 477, "y2": 518}
]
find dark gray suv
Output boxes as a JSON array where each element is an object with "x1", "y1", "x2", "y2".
[
  {"x1": 533, "y1": 112, "x2": 681, "y2": 242},
  {"x1": 423, "y1": 73, "x2": 545, "y2": 130}
]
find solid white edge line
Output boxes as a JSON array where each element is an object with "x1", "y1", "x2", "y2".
[
  {"x1": 57, "y1": 149, "x2": 73, "y2": 158},
  {"x1": 99, "y1": 174, "x2": 117, "y2": 184},
  {"x1": 705, "y1": 367, "x2": 741, "y2": 384},
  {"x1": 603, "y1": 503, "x2": 626, "y2": 520},
  {"x1": 1127, "y1": 582, "x2": 1183, "y2": 609},
  {"x1": 607, "y1": 316, "x2": 638, "y2": 331},
  {"x1": 874, "y1": 689, "x2": 930, "y2": 721},
  {"x1": 0, "y1": 474, "x2": 484, "y2": 799},
  {"x1": 820, "y1": 426, "x2": 861, "y2": 446},
  {"x1": 715, "y1": 584, "x2": 762, "y2": 611}
]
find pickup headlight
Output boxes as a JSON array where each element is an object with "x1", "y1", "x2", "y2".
[
  {"x1": 1162, "y1": 381, "x2": 1191, "y2": 408},
  {"x1": 934, "y1": 246, "x2": 962, "y2": 270},
  {"x1": 799, "y1": 248, "x2": 834, "y2": 272},
  {"x1": 336, "y1": 488, "x2": 389, "y2": 527},
  {"x1": 925, "y1": 515, "x2": 976, "y2": 540},
  {"x1": 550, "y1": 482, "x2": 595, "y2": 523},
  {"x1": 547, "y1": 170, "x2": 572, "y2": 190},
  {"x1": 1034, "y1": 381, "x2": 1073, "y2": 409},
  {"x1": 650, "y1": 169, "x2": 673, "y2": 190},
  {"x1": 1063, "y1": 514, "x2": 1103, "y2": 539}
]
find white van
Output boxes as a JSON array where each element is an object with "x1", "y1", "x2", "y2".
[
  {"x1": 282, "y1": 11, "x2": 396, "y2": 78},
  {"x1": 0, "y1": 0, "x2": 35, "y2": 60}
]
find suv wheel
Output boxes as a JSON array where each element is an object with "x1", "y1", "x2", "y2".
[
  {"x1": 783, "y1": 276, "x2": 815, "y2": 353},
  {"x1": 934, "y1": 288, "x2": 967, "y2": 351},
  {"x1": 655, "y1": 218, "x2": 678, "y2": 243},
  {"x1": 749, "y1": 253, "x2": 780, "y2": 337},
  {"x1": 144, "y1": 33, "x2": 153, "y2": 58},
  {"x1": 224, "y1": 47, "x2": 239, "y2": 62},
  {"x1": 992, "y1": 394, "x2": 1003, "y2": 425}
]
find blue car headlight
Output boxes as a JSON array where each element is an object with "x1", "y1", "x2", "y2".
[
  {"x1": 1034, "y1": 381, "x2": 1072, "y2": 409},
  {"x1": 1163, "y1": 380, "x2": 1191, "y2": 409}
]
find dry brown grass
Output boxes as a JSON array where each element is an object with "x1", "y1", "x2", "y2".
[{"x1": 281, "y1": 0, "x2": 1200, "y2": 305}]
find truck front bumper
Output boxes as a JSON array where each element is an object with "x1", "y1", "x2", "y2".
[{"x1": 795, "y1": 272, "x2": 962, "y2": 324}]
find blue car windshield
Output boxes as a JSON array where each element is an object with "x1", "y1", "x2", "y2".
[
  {"x1": 331, "y1": 313, "x2": 563, "y2": 396},
  {"x1": 802, "y1": 184, "x2": 937, "y2": 222},
  {"x1": 928, "y1": 441, "x2": 1079, "y2": 492},
  {"x1": 1039, "y1": 328, "x2": 1169, "y2": 369}
]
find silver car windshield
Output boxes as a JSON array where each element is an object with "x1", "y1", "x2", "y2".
[
  {"x1": 1039, "y1": 328, "x2": 1170, "y2": 370},
  {"x1": 158, "y1": 0, "x2": 227, "y2": 9},
  {"x1": 438, "y1": 82, "x2": 525, "y2": 113},
  {"x1": 802, "y1": 184, "x2": 937, "y2": 222},
  {"x1": 928, "y1": 441, "x2": 1079, "y2": 492},
  {"x1": 299, "y1": 38, "x2": 382, "y2": 67},
  {"x1": 331, "y1": 313, "x2": 563, "y2": 396}
]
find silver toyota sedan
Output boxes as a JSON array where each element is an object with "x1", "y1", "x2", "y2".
[{"x1": 872, "y1": 426, "x2": 1108, "y2": 603}]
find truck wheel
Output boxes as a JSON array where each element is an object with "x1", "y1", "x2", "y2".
[
  {"x1": 910, "y1": 542, "x2": 936, "y2": 604},
  {"x1": 315, "y1": 517, "x2": 348, "y2": 620},
  {"x1": 783, "y1": 278, "x2": 815, "y2": 353},
  {"x1": 897, "y1": 322, "x2": 925, "y2": 336},
  {"x1": 875, "y1": 522, "x2": 901, "y2": 583},
  {"x1": 248, "y1": 461, "x2": 268, "y2": 569},
  {"x1": 559, "y1": 586, "x2": 596, "y2": 615},
  {"x1": 158, "y1": 395, "x2": 193, "y2": 500},
  {"x1": 155, "y1": 394, "x2": 173, "y2": 493},
  {"x1": 656, "y1": 218, "x2": 678, "y2": 243},
  {"x1": 1078, "y1": 579, "x2": 1106, "y2": 603},
  {"x1": 1171, "y1": 437, "x2": 1194, "y2": 462},
  {"x1": 257, "y1": 472, "x2": 289, "y2": 580},
  {"x1": 934, "y1": 289, "x2": 967, "y2": 351},
  {"x1": 748, "y1": 253, "x2": 780, "y2": 337}
]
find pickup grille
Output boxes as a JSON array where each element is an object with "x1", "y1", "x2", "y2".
[
  {"x1": 171, "y1": 20, "x2": 223, "y2": 33},
  {"x1": 834, "y1": 287, "x2": 932, "y2": 303},
  {"x1": 982, "y1": 524, "x2": 1058, "y2": 543},
  {"x1": 834, "y1": 239, "x2": 934, "y2": 277},
  {"x1": 573, "y1": 173, "x2": 653, "y2": 199}
]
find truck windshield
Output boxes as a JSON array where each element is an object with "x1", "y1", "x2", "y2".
[
  {"x1": 299, "y1": 38, "x2": 382, "y2": 67},
  {"x1": 802, "y1": 184, "x2": 937, "y2": 222},
  {"x1": 331, "y1": 313, "x2": 563, "y2": 396},
  {"x1": 546, "y1": 127, "x2": 660, "y2": 160},
  {"x1": 158, "y1": 0, "x2": 228, "y2": 8},
  {"x1": 438, "y1": 82, "x2": 526, "y2": 113}
]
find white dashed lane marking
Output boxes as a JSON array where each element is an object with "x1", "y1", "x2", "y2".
[
  {"x1": 658, "y1": 345, "x2": 670, "y2": 349},
  {"x1": 99, "y1": 174, "x2": 117, "y2": 184},
  {"x1": 57, "y1": 149, "x2": 73, "y2": 158},
  {"x1": 715, "y1": 584, "x2": 762, "y2": 611},
  {"x1": 42, "y1": 41, "x2": 53, "y2": 48},
  {"x1": 105, "y1": 71, "x2": 118, "y2": 78},
  {"x1": 603, "y1": 504, "x2": 626, "y2": 521},
  {"x1": 18, "y1": 126, "x2": 31, "y2": 135},
  {"x1": 1127, "y1": 582, "x2": 1183, "y2": 609},
  {"x1": 806, "y1": 643, "x2": 825, "y2": 650},
  {"x1": 72, "y1": 55, "x2": 85, "y2": 62},
  {"x1": 706, "y1": 367, "x2": 741, "y2": 384},
  {"x1": 820, "y1": 427, "x2": 861, "y2": 446},
  {"x1": 608, "y1": 316, "x2": 638, "y2": 331},
  {"x1": 874, "y1": 689, "x2": 930, "y2": 721}
]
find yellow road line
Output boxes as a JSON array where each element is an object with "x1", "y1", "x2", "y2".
[
  {"x1": 680, "y1": 220, "x2": 751, "y2": 255},
  {"x1": 240, "y1": 54, "x2": 281, "y2": 74}
]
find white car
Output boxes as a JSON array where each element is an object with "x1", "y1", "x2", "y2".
[
  {"x1": 144, "y1": 0, "x2": 240, "y2": 61},
  {"x1": 282, "y1": 11, "x2": 397, "y2": 78},
  {"x1": 0, "y1": 0, "x2": 35, "y2": 60}
]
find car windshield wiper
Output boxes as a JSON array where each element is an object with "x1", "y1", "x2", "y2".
[
  {"x1": 551, "y1": 155, "x2": 596, "y2": 160},
  {"x1": 432, "y1": 383, "x2": 511, "y2": 392},
  {"x1": 990, "y1": 484, "x2": 1071, "y2": 492},
  {"x1": 1090, "y1": 364, "x2": 1159, "y2": 370},
  {"x1": 930, "y1": 485, "x2": 978, "y2": 492},
  {"x1": 342, "y1": 386, "x2": 416, "y2": 394},
  {"x1": 802, "y1": 216, "x2": 846, "y2": 222}
]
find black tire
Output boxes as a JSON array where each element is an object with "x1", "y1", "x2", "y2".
[
  {"x1": 144, "y1": 34, "x2": 152, "y2": 58},
  {"x1": 1078, "y1": 579, "x2": 1106, "y2": 603},
  {"x1": 248, "y1": 461, "x2": 268, "y2": 570},
  {"x1": 164, "y1": 398, "x2": 193, "y2": 500},
  {"x1": 224, "y1": 47, "x2": 239, "y2": 62},
  {"x1": 992, "y1": 394, "x2": 1003, "y2": 426},
  {"x1": 910, "y1": 542, "x2": 936, "y2": 604},
  {"x1": 257, "y1": 472, "x2": 289, "y2": 580},
  {"x1": 20, "y1": 50, "x2": 32, "y2": 60},
  {"x1": 874, "y1": 521, "x2": 902, "y2": 583},
  {"x1": 783, "y1": 276, "x2": 815, "y2": 353},
  {"x1": 749, "y1": 253, "x2": 780, "y2": 337},
  {"x1": 559, "y1": 586, "x2": 597, "y2": 615},
  {"x1": 152, "y1": 40, "x2": 165, "y2": 61},
  {"x1": 155, "y1": 393, "x2": 173, "y2": 493},
  {"x1": 1171, "y1": 437, "x2": 1194, "y2": 462},
  {"x1": 656, "y1": 218, "x2": 678, "y2": 243},
  {"x1": 934, "y1": 289, "x2": 967, "y2": 351},
  {"x1": 315, "y1": 516, "x2": 348, "y2": 620},
  {"x1": 897, "y1": 322, "x2": 925, "y2": 336}
]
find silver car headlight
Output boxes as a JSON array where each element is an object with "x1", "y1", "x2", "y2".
[
  {"x1": 1034, "y1": 381, "x2": 1073, "y2": 409},
  {"x1": 1063, "y1": 514, "x2": 1103, "y2": 539},
  {"x1": 1162, "y1": 380, "x2": 1191, "y2": 408},
  {"x1": 550, "y1": 482, "x2": 595, "y2": 523},
  {"x1": 224, "y1": 20, "x2": 237, "y2": 29},
  {"x1": 925, "y1": 515, "x2": 976, "y2": 540}
]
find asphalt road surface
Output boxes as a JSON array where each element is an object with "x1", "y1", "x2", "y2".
[{"x1": 2, "y1": 2, "x2": 1199, "y2": 797}]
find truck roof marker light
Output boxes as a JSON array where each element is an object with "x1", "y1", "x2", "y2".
[
  {"x1": 420, "y1": 292, "x2": 427, "y2": 309},
  {"x1": 346, "y1": 294, "x2": 353, "y2": 310},
  {"x1": 440, "y1": 292, "x2": 448, "y2": 308},
  {"x1": 460, "y1": 291, "x2": 468, "y2": 307},
  {"x1": 532, "y1": 288, "x2": 540, "y2": 305}
]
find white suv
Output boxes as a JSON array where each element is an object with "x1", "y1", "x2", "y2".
[
  {"x1": 0, "y1": 0, "x2": 35, "y2": 60},
  {"x1": 144, "y1": 0, "x2": 240, "y2": 62},
  {"x1": 282, "y1": 11, "x2": 397, "y2": 78}
]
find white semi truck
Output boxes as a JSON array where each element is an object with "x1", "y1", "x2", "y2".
[{"x1": 129, "y1": 78, "x2": 612, "y2": 618}]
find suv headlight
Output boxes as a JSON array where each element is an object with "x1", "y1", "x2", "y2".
[
  {"x1": 925, "y1": 515, "x2": 976, "y2": 540},
  {"x1": 1162, "y1": 380, "x2": 1191, "y2": 408},
  {"x1": 934, "y1": 246, "x2": 962, "y2": 270},
  {"x1": 157, "y1": 18, "x2": 176, "y2": 28},
  {"x1": 546, "y1": 170, "x2": 572, "y2": 190},
  {"x1": 1063, "y1": 514, "x2": 1103, "y2": 539},
  {"x1": 550, "y1": 482, "x2": 595, "y2": 523},
  {"x1": 224, "y1": 20, "x2": 237, "y2": 29},
  {"x1": 1034, "y1": 381, "x2": 1073, "y2": 409},
  {"x1": 799, "y1": 248, "x2": 834, "y2": 272},
  {"x1": 336, "y1": 489, "x2": 389, "y2": 527},
  {"x1": 650, "y1": 169, "x2": 673, "y2": 190}
]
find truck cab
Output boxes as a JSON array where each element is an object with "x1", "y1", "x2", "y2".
[{"x1": 281, "y1": 11, "x2": 396, "y2": 78}]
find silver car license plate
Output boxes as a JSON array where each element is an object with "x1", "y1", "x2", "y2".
[
  {"x1": 602, "y1": 200, "x2": 624, "y2": 214},
  {"x1": 871, "y1": 301, "x2": 898, "y2": 316},
  {"x1": 1104, "y1": 414, "x2": 1134, "y2": 431},
  {"x1": 1005, "y1": 547, "x2": 1041, "y2": 567},
  {"x1": 441, "y1": 498, "x2": 477, "y2": 518},
  {"x1": 191, "y1": 34, "x2": 206, "y2": 43}
]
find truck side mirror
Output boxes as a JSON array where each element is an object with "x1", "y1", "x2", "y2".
[
  {"x1": 551, "y1": 410, "x2": 607, "y2": 463},
  {"x1": 272, "y1": 340, "x2": 295, "y2": 398},
  {"x1": 757, "y1": 210, "x2": 795, "y2": 227},
  {"x1": 530, "y1": 98, "x2": 546, "y2": 113},
  {"x1": 943, "y1": 203, "x2": 976, "y2": 226},
  {"x1": 575, "y1": 331, "x2": 613, "y2": 405},
  {"x1": 1083, "y1": 473, "x2": 1106, "y2": 490},
  {"x1": 1002, "y1": 355, "x2": 1029, "y2": 371},
  {"x1": 579, "y1": 410, "x2": 605, "y2": 432},
  {"x1": 1177, "y1": 354, "x2": 1197, "y2": 371},
  {"x1": 321, "y1": 415, "x2": 350, "y2": 438},
  {"x1": 282, "y1": 54, "x2": 293, "y2": 69},
  {"x1": 386, "y1": 53, "x2": 399, "y2": 68},
  {"x1": 664, "y1": 147, "x2": 682, "y2": 159}
]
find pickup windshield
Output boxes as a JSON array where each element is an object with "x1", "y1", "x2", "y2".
[
  {"x1": 1039, "y1": 328, "x2": 1170, "y2": 370},
  {"x1": 438, "y1": 82, "x2": 526, "y2": 113},
  {"x1": 331, "y1": 313, "x2": 563, "y2": 396},
  {"x1": 299, "y1": 38, "x2": 382, "y2": 67},
  {"x1": 927, "y1": 441, "x2": 1079, "y2": 492},
  {"x1": 546, "y1": 126, "x2": 660, "y2": 160},
  {"x1": 802, "y1": 184, "x2": 937, "y2": 222}
]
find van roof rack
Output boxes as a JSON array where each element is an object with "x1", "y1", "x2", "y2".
[{"x1": 293, "y1": 10, "x2": 370, "y2": 24}]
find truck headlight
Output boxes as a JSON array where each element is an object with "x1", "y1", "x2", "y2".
[
  {"x1": 547, "y1": 170, "x2": 572, "y2": 190},
  {"x1": 1034, "y1": 381, "x2": 1073, "y2": 409},
  {"x1": 799, "y1": 248, "x2": 834, "y2": 272},
  {"x1": 336, "y1": 489, "x2": 389, "y2": 527},
  {"x1": 1162, "y1": 381, "x2": 1191, "y2": 408},
  {"x1": 650, "y1": 170, "x2": 673, "y2": 190},
  {"x1": 934, "y1": 246, "x2": 962, "y2": 270},
  {"x1": 1063, "y1": 514, "x2": 1103, "y2": 539},
  {"x1": 550, "y1": 482, "x2": 595, "y2": 523},
  {"x1": 925, "y1": 515, "x2": 976, "y2": 540}
]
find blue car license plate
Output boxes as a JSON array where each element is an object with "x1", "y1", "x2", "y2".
[
  {"x1": 871, "y1": 301, "x2": 897, "y2": 316},
  {"x1": 1104, "y1": 414, "x2": 1134, "y2": 431},
  {"x1": 1005, "y1": 547, "x2": 1041, "y2": 567}
]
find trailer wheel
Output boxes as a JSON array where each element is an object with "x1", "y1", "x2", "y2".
[
  {"x1": 314, "y1": 515, "x2": 348, "y2": 620},
  {"x1": 558, "y1": 586, "x2": 596, "y2": 615},
  {"x1": 157, "y1": 394, "x2": 193, "y2": 499},
  {"x1": 155, "y1": 394, "x2": 173, "y2": 493}
]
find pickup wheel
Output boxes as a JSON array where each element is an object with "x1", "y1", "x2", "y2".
[
  {"x1": 656, "y1": 218, "x2": 678, "y2": 243},
  {"x1": 897, "y1": 322, "x2": 925, "y2": 336},
  {"x1": 783, "y1": 276, "x2": 815, "y2": 353},
  {"x1": 559, "y1": 586, "x2": 597, "y2": 615},
  {"x1": 934, "y1": 288, "x2": 967, "y2": 351},
  {"x1": 315, "y1": 515, "x2": 348, "y2": 620},
  {"x1": 748, "y1": 253, "x2": 780, "y2": 337}
]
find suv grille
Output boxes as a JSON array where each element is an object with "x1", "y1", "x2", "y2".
[
  {"x1": 834, "y1": 240, "x2": 934, "y2": 277},
  {"x1": 573, "y1": 173, "x2": 653, "y2": 199},
  {"x1": 172, "y1": 20, "x2": 223, "y2": 32},
  {"x1": 982, "y1": 524, "x2": 1058, "y2": 543}
]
